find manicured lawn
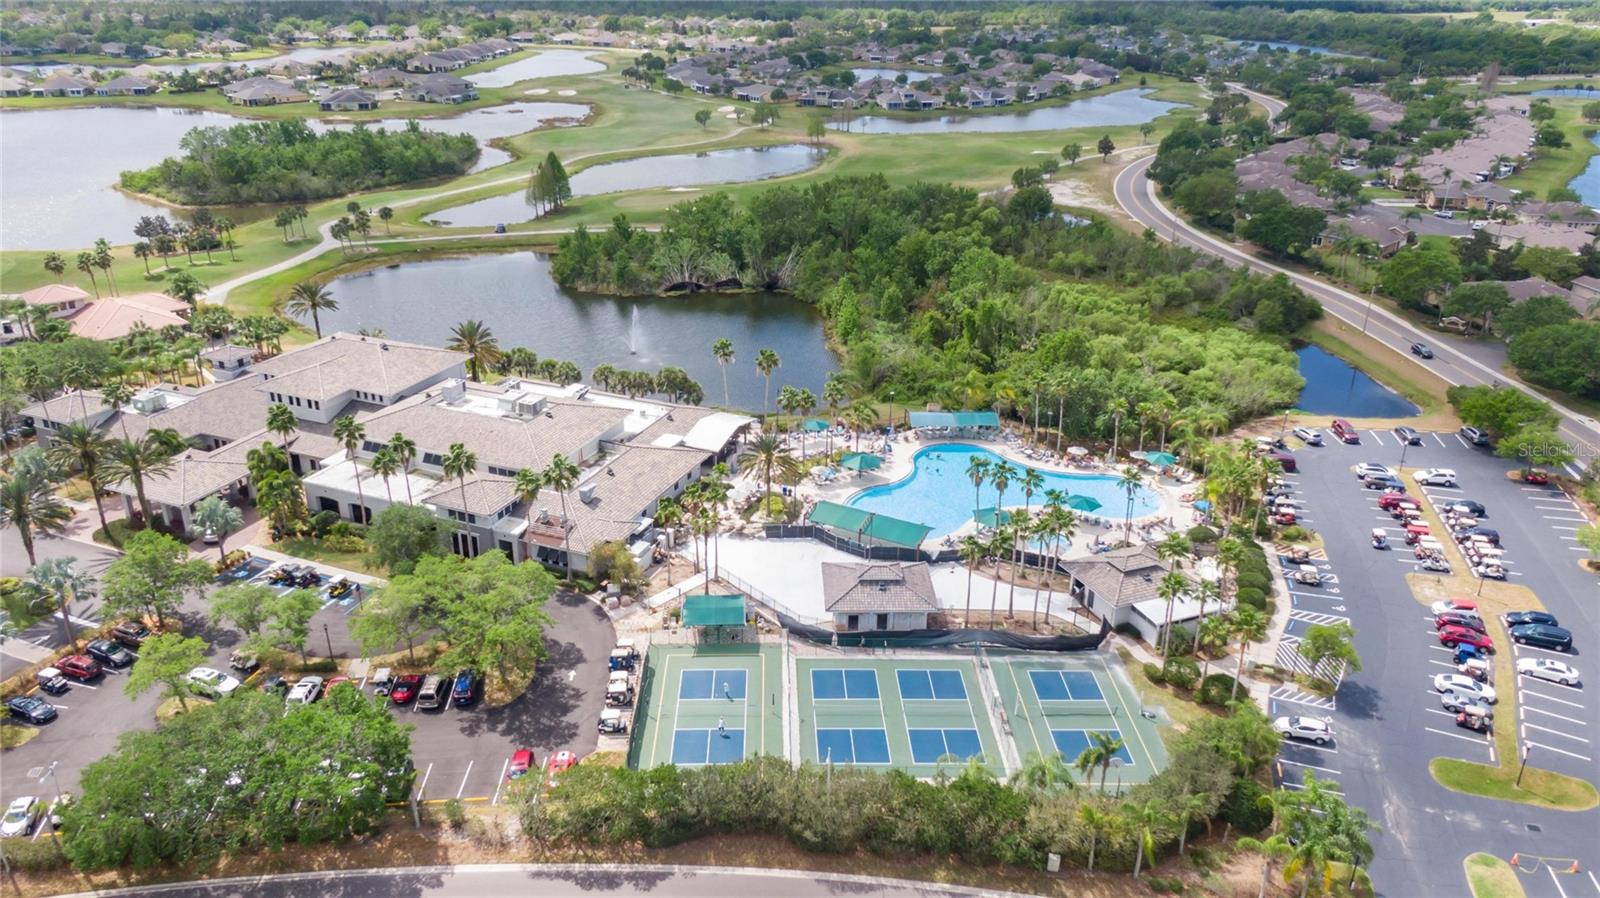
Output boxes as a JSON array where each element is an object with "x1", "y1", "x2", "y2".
[
  {"x1": 0, "y1": 724, "x2": 43, "y2": 751},
  {"x1": 92, "y1": 519, "x2": 144, "y2": 548},
  {"x1": 1500, "y1": 102, "x2": 1597, "y2": 201},
  {"x1": 271, "y1": 536, "x2": 383, "y2": 575},
  {"x1": 1115, "y1": 646, "x2": 1223, "y2": 737},
  {"x1": 1465, "y1": 852, "x2": 1528, "y2": 898},
  {"x1": 1431, "y1": 757, "x2": 1598, "y2": 811}
]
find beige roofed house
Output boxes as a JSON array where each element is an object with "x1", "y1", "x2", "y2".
[
  {"x1": 522, "y1": 444, "x2": 710, "y2": 569},
  {"x1": 19, "y1": 283, "x2": 90, "y2": 315},
  {"x1": 18, "y1": 389, "x2": 115, "y2": 444},
  {"x1": 1062, "y1": 544, "x2": 1190, "y2": 645},
  {"x1": 822, "y1": 561, "x2": 939, "y2": 631},
  {"x1": 67, "y1": 292, "x2": 190, "y2": 341}
]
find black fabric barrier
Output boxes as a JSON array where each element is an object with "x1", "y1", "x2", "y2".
[{"x1": 780, "y1": 614, "x2": 1110, "y2": 651}]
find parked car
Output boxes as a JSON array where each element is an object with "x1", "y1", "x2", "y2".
[
  {"x1": 261, "y1": 674, "x2": 289, "y2": 697},
  {"x1": 1272, "y1": 715, "x2": 1333, "y2": 745},
  {"x1": 1330, "y1": 419, "x2": 1360, "y2": 444},
  {"x1": 286, "y1": 676, "x2": 325, "y2": 705},
  {"x1": 1267, "y1": 449, "x2": 1297, "y2": 473},
  {"x1": 228, "y1": 650, "x2": 259, "y2": 674},
  {"x1": 1292, "y1": 427, "x2": 1324, "y2": 446},
  {"x1": 1379, "y1": 493, "x2": 1416, "y2": 512},
  {"x1": 1440, "y1": 691, "x2": 1492, "y2": 716},
  {"x1": 1439, "y1": 625, "x2": 1494, "y2": 653},
  {"x1": 1448, "y1": 500, "x2": 1486, "y2": 517},
  {"x1": 85, "y1": 639, "x2": 133, "y2": 668},
  {"x1": 1460, "y1": 425, "x2": 1490, "y2": 446},
  {"x1": 1435, "y1": 611, "x2": 1486, "y2": 633},
  {"x1": 0, "y1": 797, "x2": 41, "y2": 838},
  {"x1": 1363, "y1": 475, "x2": 1406, "y2": 492},
  {"x1": 111, "y1": 620, "x2": 150, "y2": 649},
  {"x1": 1522, "y1": 469, "x2": 1551, "y2": 485},
  {"x1": 546, "y1": 750, "x2": 578, "y2": 788},
  {"x1": 416, "y1": 674, "x2": 447, "y2": 710},
  {"x1": 507, "y1": 749, "x2": 534, "y2": 779},
  {"x1": 451, "y1": 670, "x2": 480, "y2": 708},
  {"x1": 1417, "y1": 468, "x2": 1458, "y2": 487},
  {"x1": 1394, "y1": 425, "x2": 1423, "y2": 445},
  {"x1": 1434, "y1": 674, "x2": 1497, "y2": 703},
  {"x1": 1431, "y1": 598, "x2": 1478, "y2": 617},
  {"x1": 1458, "y1": 526, "x2": 1500, "y2": 546},
  {"x1": 1356, "y1": 463, "x2": 1397, "y2": 480},
  {"x1": 1410, "y1": 342, "x2": 1434, "y2": 359},
  {"x1": 1510, "y1": 624, "x2": 1572, "y2": 652},
  {"x1": 1517, "y1": 658, "x2": 1579, "y2": 686},
  {"x1": 390, "y1": 674, "x2": 423, "y2": 705},
  {"x1": 6, "y1": 696, "x2": 57, "y2": 725},
  {"x1": 1503, "y1": 611, "x2": 1559, "y2": 629},
  {"x1": 55, "y1": 655, "x2": 101, "y2": 681},
  {"x1": 186, "y1": 667, "x2": 241, "y2": 699},
  {"x1": 324, "y1": 676, "x2": 354, "y2": 695},
  {"x1": 370, "y1": 668, "x2": 396, "y2": 696}
]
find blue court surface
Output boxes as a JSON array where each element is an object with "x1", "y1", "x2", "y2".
[
  {"x1": 811, "y1": 668, "x2": 881, "y2": 700},
  {"x1": 671, "y1": 728, "x2": 747, "y2": 765},
  {"x1": 678, "y1": 669, "x2": 748, "y2": 700},
  {"x1": 908, "y1": 728, "x2": 984, "y2": 763},
  {"x1": 1029, "y1": 669, "x2": 1105, "y2": 702},
  {"x1": 897, "y1": 669, "x2": 968, "y2": 700},
  {"x1": 816, "y1": 728, "x2": 892, "y2": 764},
  {"x1": 1051, "y1": 729, "x2": 1134, "y2": 766}
]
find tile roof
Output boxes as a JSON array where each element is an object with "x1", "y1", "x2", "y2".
[
  {"x1": 525, "y1": 444, "x2": 708, "y2": 554},
  {"x1": 251, "y1": 332, "x2": 467, "y2": 400},
  {"x1": 113, "y1": 437, "x2": 254, "y2": 508},
  {"x1": 20, "y1": 389, "x2": 106, "y2": 424},
  {"x1": 67, "y1": 294, "x2": 189, "y2": 341},
  {"x1": 821, "y1": 561, "x2": 939, "y2": 613},
  {"x1": 424, "y1": 474, "x2": 520, "y2": 515},
  {"x1": 356, "y1": 392, "x2": 628, "y2": 474},
  {"x1": 1061, "y1": 544, "x2": 1180, "y2": 608},
  {"x1": 17, "y1": 283, "x2": 89, "y2": 307}
]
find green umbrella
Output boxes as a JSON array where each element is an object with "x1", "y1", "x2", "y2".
[
  {"x1": 839, "y1": 452, "x2": 882, "y2": 472},
  {"x1": 974, "y1": 507, "x2": 1013, "y2": 527},
  {"x1": 1145, "y1": 451, "x2": 1178, "y2": 467},
  {"x1": 1064, "y1": 495, "x2": 1102, "y2": 512},
  {"x1": 801, "y1": 418, "x2": 830, "y2": 433}
]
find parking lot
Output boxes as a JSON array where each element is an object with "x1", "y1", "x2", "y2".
[{"x1": 1263, "y1": 423, "x2": 1598, "y2": 896}]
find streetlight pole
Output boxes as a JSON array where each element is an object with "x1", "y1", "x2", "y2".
[
  {"x1": 1515, "y1": 744, "x2": 1532, "y2": 787},
  {"x1": 323, "y1": 622, "x2": 334, "y2": 658},
  {"x1": 888, "y1": 390, "x2": 896, "y2": 435}
]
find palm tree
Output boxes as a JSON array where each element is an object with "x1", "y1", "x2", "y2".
[
  {"x1": 513, "y1": 466, "x2": 543, "y2": 526},
  {"x1": 104, "y1": 433, "x2": 178, "y2": 527},
  {"x1": 1079, "y1": 801, "x2": 1116, "y2": 873},
  {"x1": 738, "y1": 432, "x2": 786, "y2": 514},
  {"x1": 711, "y1": 337, "x2": 734, "y2": 407},
  {"x1": 991, "y1": 459, "x2": 1014, "y2": 520},
  {"x1": 369, "y1": 448, "x2": 400, "y2": 504},
  {"x1": 959, "y1": 534, "x2": 985, "y2": 625},
  {"x1": 965, "y1": 455, "x2": 990, "y2": 518},
  {"x1": 1117, "y1": 465, "x2": 1144, "y2": 543},
  {"x1": 1154, "y1": 532, "x2": 1191, "y2": 654},
  {"x1": 26, "y1": 557, "x2": 95, "y2": 646},
  {"x1": 1004, "y1": 508, "x2": 1030, "y2": 618},
  {"x1": 378, "y1": 206, "x2": 394, "y2": 234},
  {"x1": 1075, "y1": 731, "x2": 1126, "y2": 791},
  {"x1": 1155, "y1": 572, "x2": 1188, "y2": 657},
  {"x1": 653, "y1": 497, "x2": 682, "y2": 586},
  {"x1": 1009, "y1": 751, "x2": 1074, "y2": 796},
  {"x1": 441, "y1": 442, "x2": 478, "y2": 533},
  {"x1": 283, "y1": 281, "x2": 339, "y2": 338},
  {"x1": 754, "y1": 348, "x2": 780, "y2": 421},
  {"x1": 332, "y1": 415, "x2": 367, "y2": 523},
  {"x1": 1229, "y1": 605, "x2": 1269, "y2": 702},
  {"x1": 76, "y1": 251, "x2": 100, "y2": 298},
  {"x1": 1173, "y1": 791, "x2": 1211, "y2": 855},
  {"x1": 542, "y1": 453, "x2": 580, "y2": 573},
  {"x1": 48, "y1": 424, "x2": 115, "y2": 545},
  {"x1": 191, "y1": 495, "x2": 243, "y2": 561},
  {"x1": 1126, "y1": 798, "x2": 1175, "y2": 878},
  {"x1": 266, "y1": 402, "x2": 297, "y2": 452},
  {"x1": 1197, "y1": 613, "x2": 1232, "y2": 680},
  {"x1": 448, "y1": 319, "x2": 502, "y2": 382},
  {"x1": 1237, "y1": 832, "x2": 1296, "y2": 898},
  {"x1": 389, "y1": 433, "x2": 418, "y2": 504},
  {"x1": 822, "y1": 375, "x2": 849, "y2": 457},
  {"x1": 0, "y1": 471, "x2": 71, "y2": 567},
  {"x1": 986, "y1": 529, "x2": 1008, "y2": 618}
]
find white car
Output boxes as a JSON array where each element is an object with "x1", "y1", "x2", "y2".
[
  {"x1": 1441, "y1": 692, "x2": 1493, "y2": 716},
  {"x1": 1273, "y1": 715, "x2": 1334, "y2": 745},
  {"x1": 1355, "y1": 463, "x2": 1395, "y2": 480},
  {"x1": 186, "y1": 667, "x2": 240, "y2": 698},
  {"x1": 1434, "y1": 673, "x2": 1497, "y2": 703},
  {"x1": 1518, "y1": 658, "x2": 1580, "y2": 687},
  {"x1": 0, "y1": 797, "x2": 40, "y2": 838},
  {"x1": 1292, "y1": 427, "x2": 1324, "y2": 446},
  {"x1": 1431, "y1": 599, "x2": 1480, "y2": 618},
  {"x1": 286, "y1": 675, "x2": 324, "y2": 705},
  {"x1": 1418, "y1": 468, "x2": 1458, "y2": 487}
]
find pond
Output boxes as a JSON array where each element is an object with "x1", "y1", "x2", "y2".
[
  {"x1": 0, "y1": 102, "x2": 588, "y2": 251},
  {"x1": 319, "y1": 251, "x2": 838, "y2": 412},
  {"x1": 850, "y1": 67, "x2": 941, "y2": 82},
  {"x1": 829, "y1": 89, "x2": 1183, "y2": 135},
  {"x1": 1293, "y1": 345, "x2": 1418, "y2": 418},
  {"x1": 427, "y1": 144, "x2": 826, "y2": 228},
  {"x1": 1568, "y1": 133, "x2": 1600, "y2": 208},
  {"x1": 847, "y1": 443, "x2": 1162, "y2": 539},
  {"x1": 1530, "y1": 87, "x2": 1600, "y2": 98},
  {"x1": 466, "y1": 50, "x2": 606, "y2": 87}
]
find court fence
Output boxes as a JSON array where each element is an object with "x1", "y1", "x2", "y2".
[
  {"x1": 763, "y1": 525, "x2": 928, "y2": 562},
  {"x1": 625, "y1": 646, "x2": 660, "y2": 770}
]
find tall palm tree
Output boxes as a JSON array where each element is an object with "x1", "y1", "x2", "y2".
[
  {"x1": 26, "y1": 557, "x2": 95, "y2": 646},
  {"x1": 1075, "y1": 731, "x2": 1126, "y2": 792},
  {"x1": 822, "y1": 375, "x2": 849, "y2": 457},
  {"x1": 76, "y1": 251, "x2": 100, "y2": 298},
  {"x1": 48, "y1": 423, "x2": 115, "y2": 545},
  {"x1": 266, "y1": 402, "x2": 297, "y2": 452},
  {"x1": 513, "y1": 466, "x2": 543, "y2": 526},
  {"x1": 653, "y1": 497, "x2": 682, "y2": 586},
  {"x1": 1197, "y1": 613, "x2": 1232, "y2": 681},
  {"x1": 1156, "y1": 572, "x2": 1188, "y2": 658},
  {"x1": 332, "y1": 415, "x2": 367, "y2": 523},
  {"x1": 369, "y1": 448, "x2": 400, "y2": 505},
  {"x1": 542, "y1": 453, "x2": 580, "y2": 573},
  {"x1": 0, "y1": 471, "x2": 71, "y2": 567},
  {"x1": 754, "y1": 348, "x2": 780, "y2": 421},
  {"x1": 1228, "y1": 605, "x2": 1268, "y2": 702},
  {"x1": 986, "y1": 529, "x2": 1008, "y2": 618},
  {"x1": 711, "y1": 337, "x2": 734, "y2": 408},
  {"x1": 1009, "y1": 751, "x2": 1075, "y2": 797},
  {"x1": 191, "y1": 495, "x2": 243, "y2": 561},
  {"x1": 965, "y1": 455, "x2": 990, "y2": 518},
  {"x1": 1154, "y1": 532, "x2": 1192, "y2": 655},
  {"x1": 1126, "y1": 798, "x2": 1175, "y2": 878},
  {"x1": 1237, "y1": 832, "x2": 1296, "y2": 898},
  {"x1": 738, "y1": 432, "x2": 786, "y2": 512},
  {"x1": 959, "y1": 534, "x2": 985, "y2": 625},
  {"x1": 388, "y1": 433, "x2": 418, "y2": 504},
  {"x1": 441, "y1": 443, "x2": 478, "y2": 538},
  {"x1": 1005, "y1": 508, "x2": 1030, "y2": 618},
  {"x1": 1117, "y1": 465, "x2": 1144, "y2": 543},
  {"x1": 1079, "y1": 801, "x2": 1116, "y2": 873},
  {"x1": 104, "y1": 433, "x2": 178, "y2": 527},
  {"x1": 448, "y1": 320, "x2": 502, "y2": 382},
  {"x1": 283, "y1": 282, "x2": 339, "y2": 338}
]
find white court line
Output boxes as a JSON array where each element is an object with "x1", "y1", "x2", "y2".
[
  {"x1": 1524, "y1": 722, "x2": 1589, "y2": 744},
  {"x1": 1523, "y1": 705, "x2": 1587, "y2": 726},
  {"x1": 1277, "y1": 757, "x2": 1339, "y2": 774},
  {"x1": 1527, "y1": 741, "x2": 1593, "y2": 762},
  {"x1": 1424, "y1": 726, "x2": 1491, "y2": 746},
  {"x1": 455, "y1": 760, "x2": 474, "y2": 799}
]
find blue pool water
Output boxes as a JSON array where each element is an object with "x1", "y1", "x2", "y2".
[
  {"x1": 846, "y1": 444, "x2": 1161, "y2": 538},
  {"x1": 1294, "y1": 346, "x2": 1419, "y2": 418}
]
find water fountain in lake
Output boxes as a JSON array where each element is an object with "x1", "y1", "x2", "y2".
[{"x1": 628, "y1": 306, "x2": 640, "y2": 355}]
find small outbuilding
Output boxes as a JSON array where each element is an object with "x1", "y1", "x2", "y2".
[{"x1": 822, "y1": 561, "x2": 939, "y2": 632}]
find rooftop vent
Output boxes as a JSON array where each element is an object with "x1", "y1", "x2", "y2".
[
  {"x1": 440, "y1": 378, "x2": 466, "y2": 404},
  {"x1": 578, "y1": 484, "x2": 597, "y2": 504}
]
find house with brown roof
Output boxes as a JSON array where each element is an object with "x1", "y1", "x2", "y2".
[
  {"x1": 95, "y1": 75, "x2": 155, "y2": 96},
  {"x1": 1062, "y1": 544, "x2": 1196, "y2": 645},
  {"x1": 318, "y1": 87, "x2": 378, "y2": 111},
  {"x1": 30, "y1": 73, "x2": 92, "y2": 96},
  {"x1": 67, "y1": 292, "x2": 191, "y2": 341},
  {"x1": 821, "y1": 561, "x2": 939, "y2": 631},
  {"x1": 221, "y1": 76, "x2": 308, "y2": 106}
]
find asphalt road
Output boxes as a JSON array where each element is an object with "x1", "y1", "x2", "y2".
[
  {"x1": 0, "y1": 527, "x2": 120, "y2": 679},
  {"x1": 58, "y1": 865, "x2": 1021, "y2": 898},
  {"x1": 1266, "y1": 426, "x2": 1600, "y2": 898},
  {"x1": 1112, "y1": 89, "x2": 1600, "y2": 469}
]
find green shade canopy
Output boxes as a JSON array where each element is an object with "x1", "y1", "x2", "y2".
[
  {"x1": 682, "y1": 594, "x2": 747, "y2": 627},
  {"x1": 808, "y1": 501, "x2": 932, "y2": 549},
  {"x1": 801, "y1": 418, "x2": 831, "y2": 432},
  {"x1": 907, "y1": 410, "x2": 1000, "y2": 429},
  {"x1": 839, "y1": 452, "x2": 883, "y2": 471},
  {"x1": 1064, "y1": 495, "x2": 1102, "y2": 512},
  {"x1": 1144, "y1": 451, "x2": 1178, "y2": 467},
  {"x1": 974, "y1": 507, "x2": 1014, "y2": 527}
]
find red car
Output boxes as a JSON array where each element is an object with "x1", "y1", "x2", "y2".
[
  {"x1": 1439, "y1": 625, "x2": 1494, "y2": 653},
  {"x1": 1523, "y1": 470, "x2": 1551, "y2": 485},
  {"x1": 507, "y1": 749, "x2": 534, "y2": 780},
  {"x1": 389, "y1": 674, "x2": 423, "y2": 705},
  {"x1": 55, "y1": 655, "x2": 102, "y2": 681},
  {"x1": 1379, "y1": 493, "x2": 1417, "y2": 512},
  {"x1": 546, "y1": 750, "x2": 577, "y2": 788},
  {"x1": 324, "y1": 676, "x2": 353, "y2": 695},
  {"x1": 1330, "y1": 419, "x2": 1360, "y2": 444},
  {"x1": 1435, "y1": 612, "x2": 1486, "y2": 633}
]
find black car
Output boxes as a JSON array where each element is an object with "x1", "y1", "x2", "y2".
[
  {"x1": 1448, "y1": 500, "x2": 1487, "y2": 517},
  {"x1": 1394, "y1": 425, "x2": 1423, "y2": 446},
  {"x1": 85, "y1": 639, "x2": 134, "y2": 668},
  {"x1": 1458, "y1": 526, "x2": 1500, "y2": 546},
  {"x1": 111, "y1": 620, "x2": 150, "y2": 649},
  {"x1": 1411, "y1": 342, "x2": 1434, "y2": 359},
  {"x1": 451, "y1": 669, "x2": 480, "y2": 708},
  {"x1": 1460, "y1": 425, "x2": 1491, "y2": 446},
  {"x1": 1364, "y1": 475, "x2": 1406, "y2": 492},
  {"x1": 7, "y1": 696, "x2": 58, "y2": 725},
  {"x1": 1510, "y1": 624, "x2": 1572, "y2": 652},
  {"x1": 261, "y1": 674, "x2": 290, "y2": 697},
  {"x1": 1504, "y1": 611, "x2": 1559, "y2": 629}
]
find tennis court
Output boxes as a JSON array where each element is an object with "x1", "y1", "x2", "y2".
[
  {"x1": 630, "y1": 645, "x2": 784, "y2": 769},
  {"x1": 797, "y1": 658, "x2": 1004, "y2": 777},
  {"x1": 991, "y1": 654, "x2": 1165, "y2": 789}
]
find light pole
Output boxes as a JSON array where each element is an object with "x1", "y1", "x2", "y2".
[
  {"x1": 323, "y1": 622, "x2": 334, "y2": 658},
  {"x1": 888, "y1": 390, "x2": 896, "y2": 435},
  {"x1": 1515, "y1": 744, "x2": 1532, "y2": 787}
]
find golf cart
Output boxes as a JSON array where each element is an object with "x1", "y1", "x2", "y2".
[
  {"x1": 1272, "y1": 509, "x2": 1298, "y2": 526},
  {"x1": 1457, "y1": 657, "x2": 1492, "y2": 682},
  {"x1": 598, "y1": 708, "x2": 629, "y2": 734},
  {"x1": 1290, "y1": 565, "x2": 1323, "y2": 586},
  {"x1": 36, "y1": 667, "x2": 70, "y2": 696},
  {"x1": 370, "y1": 668, "x2": 396, "y2": 697},
  {"x1": 1454, "y1": 644, "x2": 1488, "y2": 665},
  {"x1": 605, "y1": 671, "x2": 634, "y2": 706},
  {"x1": 1404, "y1": 523, "x2": 1431, "y2": 546},
  {"x1": 1456, "y1": 706, "x2": 1493, "y2": 734},
  {"x1": 608, "y1": 641, "x2": 638, "y2": 672},
  {"x1": 1421, "y1": 556, "x2": 1452, "y2": 574},
  {"x1": 1282, "y1": 545, "x2": 1312, "y2": 564},
  {"x1": 1371, "y1": 528, "x2": 1388, "y2": 550}
]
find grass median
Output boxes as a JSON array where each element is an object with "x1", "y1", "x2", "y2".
[{"x1": 1465, "y1": 852, "x2": 1527, "y2": 898}]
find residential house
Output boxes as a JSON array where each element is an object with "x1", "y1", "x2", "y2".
[
  {"x1": 1568, "y1": 276, "x2": 1600, "y2": 318},
  {"x1": 1072, "y1": 57, "x2": 1120, "y2": 82},
  {"x1": 403, "y1": 73, "x2": 477, "y2": 104},
  {"x1": 408, "y1": 52, "x2": 466, "y2": 73},
  {"x1": 221, "y1": 76, "x2": 308, "y2": 106},
  {"x1": 1, "y1": 284, "x2": 91, "y2": 344},
  {"x1": 30, "y1": 73, "x2": 92, "y2": 97},
  {"x1": 357, "y1": 67, "x2": 411, "y2": 88},
  {"x1": 509, "y1": 31, "x2": 541, "y2": 44},
  {"x1": 733, "y1": 83, "x2": 776, "y2": 102},
  {"x1": 1518, "y1": 201, "x2": 1600, "y2": 229},
  {"x1": 100, "y1": 42, "x2": 128, "y2": 57},
  {"x1": 18, "y1": 390, "x2": 117, "y2": 446},
  {"x1": 1425, "y1": 181, "x2": 1517, "y2": 212},
  {"x1": 821, "y1": 561, "x2": 939, "y2": 632},
  {"x1": 1318, "y1": 209, "x2": 1414, "y2": 257},
  {"x1": 318, "y1": 87, "x2": 378, "y2": 111},
  {"x1": 94, "y1": 75, "x2": 155, "y2": 96},
  {"x1": 67, "y1": 292, "x2": 192, "y2": 341},
  {"x1": 876, "y1": 86, "x2": 941, "y2": 110},
  {"x1": 0, "y1": 74, "x2": 28, "y2": 97},
  {"x1": 963, "y1": 86, "x2": 1013, "y2": 107}
]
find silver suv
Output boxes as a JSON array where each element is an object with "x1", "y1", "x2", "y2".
[{"x1": 416, "y1": 674, "x2": 447, "y2": 710}]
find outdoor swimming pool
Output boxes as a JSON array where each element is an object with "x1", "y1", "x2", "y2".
[{"x1": 846, "y1": 444, "x2": 1162, "y2": 538}]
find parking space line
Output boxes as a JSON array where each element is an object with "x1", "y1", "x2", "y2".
[
  {"x1": 491, "y1": 758, "x2": 509, "y2": 805},
  {"x1": 1519, "y1": 681, "x2": 1585, "y2": 700},
  {"x1": 1424, "y1": 726, "x2": 1491, "y2": 746},
  {"x1": 1523, "y1": 722, "x2": 1589, "y2": 744},
  {"x1": 414, "y1": 762, "x2": 433, "y2": 799},
  {"x1": 1369, "y1": 431, "x2": 1385, "y2": 446},
  {"x1": 1453, "y1": 433, "x2": 1470, "y2": 448},
  {"x1": 455, "y1": 760, "x2": 474, "y2": 799},
  {"x1": 1427, "y1": 659, "x2": 1457, "y2": 670},
  {"x1": 1280, "y1": 780, "x2": 1345, "y2": 796},
  {"x1": 1520, "y1": 644, "x2": 1578, "y2": 659},
  {"x1": 1551, "y1": 865, "x2": 1572, "y2": 898},
  {"x1": 1432, "y1": 433, "x2": 1448, "y2": 447},
  {"x1": 1278, "y1": 757, "x2": 1340, "y2": 774},
  {"x1": 1535, "y1": 505, "x2": 1578, "y2": 511},
  {"x1": 1283, "y1": 741, "x2": 1339, "y2": 755},
  {"x1": 1523, "y1": 705, "x2": 1587, "y2": 726},
  {"x1": 1528, "y1": 741, "x2": 1593, "y2": 763}
]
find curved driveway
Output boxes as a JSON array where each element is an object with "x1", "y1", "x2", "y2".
[
  {"x1": 58, "y1": 864, "x2": 1030, "y2": 898},
  {"x1": 1114, "y1": 87, "x2": 1600, "y2": 469}
]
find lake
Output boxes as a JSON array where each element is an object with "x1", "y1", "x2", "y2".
[
  {"x1": 320, "y1": 252, "x2": 838, "y2": 411},
  {"x1": 427, "y1": 145, "x2": 826, "y2": 228},
  {"x1": 830, "y1": 89, "x2": 1183, "y2": 135},
  {"x1": 851, "y1": 67, "x2": 941, "y2": 82},
  {"x1": 1568, "y1": 133, "x2": 1600, "y2": 208},
  {"x1": 1530, "y1": 87, "x2": 1600, "y2": 97},
  {"x1": 0, "y1": 101, "x2": 588, "y2": 251},
  {"x1": 1293, "y1": 345, "x2": 1418, "y2": 418},
  {"x1": 466, "y1": 50, "x2": 606, "y2": 87}
]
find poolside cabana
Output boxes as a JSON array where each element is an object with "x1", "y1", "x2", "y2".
[
  {"x1": 807, "y1": 501, "x2": 932, "y2": 551},
  {"x1": 907, "y1": 410, "x2": 1000, "y2": 439}
]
